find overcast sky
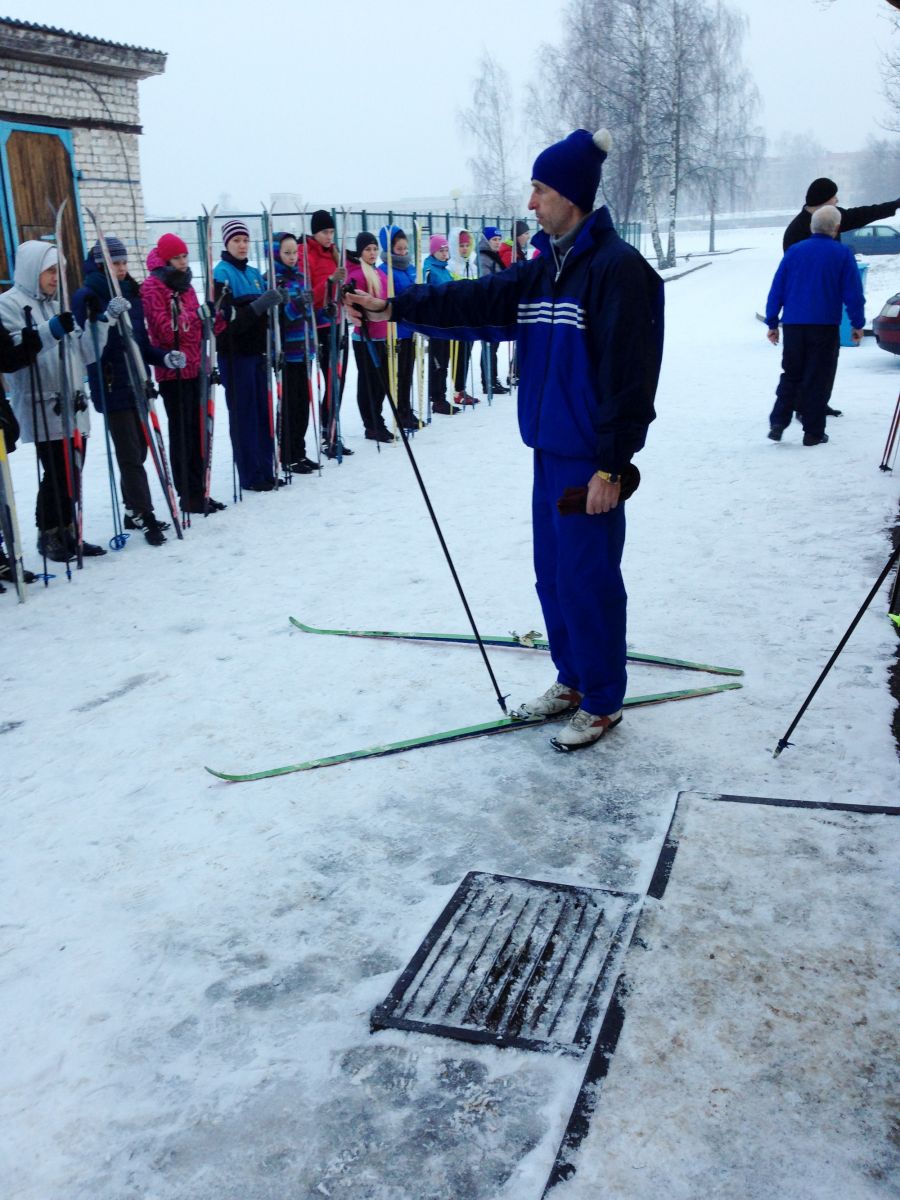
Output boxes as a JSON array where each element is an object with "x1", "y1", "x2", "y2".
[{"x1": 21, "y1": 0, "x2": 899, "y2": 215}]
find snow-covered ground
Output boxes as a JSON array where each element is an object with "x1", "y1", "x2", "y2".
[{"x1": 2, "y1": 224, "x2": 898, "y2": 1199}]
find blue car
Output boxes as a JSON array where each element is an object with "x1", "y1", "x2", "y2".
[{"x1": 842, "y1": 224, "x2": 900, "y2": 255}]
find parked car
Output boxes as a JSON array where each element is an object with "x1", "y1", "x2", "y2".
[
  {"x1": 842, "y1": 225, "x2": 900, "y2": 255},
  {"x1": 873, "y1": 293, "x2": 900, "y2": 354}
]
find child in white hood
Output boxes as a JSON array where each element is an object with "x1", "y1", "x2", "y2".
[{"x1": 0, "y1": 241, "x2": 105, "y2": 561}]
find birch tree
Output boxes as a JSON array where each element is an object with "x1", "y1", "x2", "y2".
[
  {"x1": 691, "y1": 1, "x2": 764, "y2": 251},
  {"x1": 527, "y1": 0, "x2": 642, "y2": 224},
  {"x1": 457, "y1": 53, "x2": 518, "y2": 213}
]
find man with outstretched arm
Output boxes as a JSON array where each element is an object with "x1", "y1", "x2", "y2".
[
  {"x1": 346, "y1": 129, "x2": 664, "y2": 751},
  {"x1": 783, "y1": 176, "x2": 900, "y2": 252}
]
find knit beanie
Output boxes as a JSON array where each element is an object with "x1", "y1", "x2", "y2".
[
  {"x1": 90, "y1": 236, "x2": 127, "y2": 263},
  {"x1": 311, "y1": 209, "x2": 335, "y2": 235},
  {"x1": 515, "y1": 219, "x2": 529, "y2": 237},
  {"x1": 531, "y1": 128, "x2": 611, "y2": 212},
  {"x1": 429, "y1": 234, "x2": 449, "y2": 254},
  {"x1": 222, "y1": 219, "x2": 250, "y2": 246},
  {"x1": 156, "y1": 232, "x2": 188, "y2": 262},
  {"x1": 482, "y1": 226, "x2": 502, "y2": 242},
  {"x1": 356, "y1": 231, "x2": 377, "y2": 253},
  {"x1": 805, "y1": 177, "x2": 838, "y2": 207}
]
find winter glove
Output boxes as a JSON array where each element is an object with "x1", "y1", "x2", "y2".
[
  {"x1": 164, "y1": 350, "x2": 187, "y2": 369},
  {"x1": 106, "y1": 296, "x2": 131, "y2": 319},
  {"x1": 49, "y1": 312, "x2": 75, "y2": 338},
  {"x1": 20, "y1": 326, "x2": 42, "y2": 359},
  {"x1": 301, "y1": 288, "x2": 314, "y2": 306},
  {"x1": 0, "y1": 392, "x2": 20, "y2": 452},
  {"x1": 249, "y1": 288, "x2": 284, "y2": 317}
]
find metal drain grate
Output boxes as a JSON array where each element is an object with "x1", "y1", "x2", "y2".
[{"x1": 371, "y1": 871, "x2": 639, "y2": 1055}]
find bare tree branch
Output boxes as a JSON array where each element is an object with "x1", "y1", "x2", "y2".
[{"x1": 457, "y1": 53, "x2": 518, "y2": 213}]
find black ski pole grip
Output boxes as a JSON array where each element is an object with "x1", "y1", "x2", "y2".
[{"x1": 342, "y1": 282, "x2": 376, "y2": 337}]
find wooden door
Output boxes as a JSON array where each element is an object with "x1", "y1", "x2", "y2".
[{"x1": 4, "y1": 129, "x2": 82, "y2": 296}]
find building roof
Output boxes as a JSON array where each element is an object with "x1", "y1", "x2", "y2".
[{"x1": 0, "y1": 16, "x2": 166, "y2": 78}]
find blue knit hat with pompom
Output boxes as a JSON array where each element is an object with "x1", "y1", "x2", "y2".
[{"x1": 531, "y1": 129, "x2": 611, "y2": 212}]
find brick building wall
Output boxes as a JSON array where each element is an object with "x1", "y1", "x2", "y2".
[{"x1": 0, "y1": 18, "x2": 165, "y2": 277}]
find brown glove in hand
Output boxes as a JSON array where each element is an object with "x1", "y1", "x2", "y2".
[{"x1": 557, "y1": 463, "x2": 641, "y2": 515}]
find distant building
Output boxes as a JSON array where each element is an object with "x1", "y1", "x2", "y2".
[{"x1": 0, "y1": 17, "x2": 165, "y2": 290}]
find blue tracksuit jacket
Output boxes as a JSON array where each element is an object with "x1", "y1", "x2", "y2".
[{"x1": 390, "y1": 207, "x2": 663, "y2": 474}]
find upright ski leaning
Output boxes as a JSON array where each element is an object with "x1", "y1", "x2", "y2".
[
  {"x1": 52, "y1": 200, "x2": 86, "y2": 569},
  {"x1": 199, "y1": 204, "x2": 223, "y2": 513},
  {"x1": 85, "y1": 208, "x2": 183, "y2": 538},
  {"x1": 0, "y1": 427, "x2": 27, "y2": 600}
]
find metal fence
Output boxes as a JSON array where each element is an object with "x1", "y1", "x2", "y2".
[{"x1": 145, "y1": 210, "x2": 643, "y2": 278}]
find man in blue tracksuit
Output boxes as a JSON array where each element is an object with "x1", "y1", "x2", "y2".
[
  {"x1": 347, "y1": 129, "x2": 663, "y2": 750},
  {"x1": 765, "y1": 205, "x2": 865, "y2": 446}
]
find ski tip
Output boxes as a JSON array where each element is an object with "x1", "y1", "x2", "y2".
[{"x1": 204, "y1": 766, "x2": 236, "y2": 782}]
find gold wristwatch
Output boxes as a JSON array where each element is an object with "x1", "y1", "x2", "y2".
[{"x1": 594, "y1": 470, "x2": 621, "y2": 484}]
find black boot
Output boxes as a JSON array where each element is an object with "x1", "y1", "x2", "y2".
[
  {"x1": 126, "y1": 510, "x2": 167, "y2": 546},
  {"x1": 0, "y1": 547, "x2": 36, "y2": 584},
  {"x1": 65, "y1": 526, "x2": 106, "y2": 556}
]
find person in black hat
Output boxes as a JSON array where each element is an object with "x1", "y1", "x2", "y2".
[
  {"x1": 782, "y1": 177, "x2": 900, "y2": 252},
  {"x1": 499, "y1": 220, "x2": 532, "y2": 269}
]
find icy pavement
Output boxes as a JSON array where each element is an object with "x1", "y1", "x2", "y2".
[
  {"x1": 564, "y1": 792, "x2": 900, "y2": 1200},
  {"x1": 2, "y1": 224, "x2": 899, "y2": 1198}
]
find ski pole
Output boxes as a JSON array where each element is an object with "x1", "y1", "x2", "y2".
[
  {"x1": 264, "y1": 208, "x2": 290, "y2": 483},
  {"x1": 171, "y1": 293, "x2": 190, "y2": 528},
  {"x1": 200, "y1": 204, "x2": 221, "y2": 514},
  {"x1": 774, "y1": 541, "x2": 900, "y2": 756},
  {"x1": 353, "y1": 287, "x2": 509, "y2": 715},
  {"x1": 26, "y1": 346, "x2": 50, "y2": 585},
  {"x1": 296, "y1": 202, "x2": 323, "y2": 475},
  {"x1": 88, "y1": 313, "x2": 128, "y2": 550},
  {"x1": 24, "y1": 305, "x2": 70, "y2": 580},
  {"x1": 879, "y1": 392, "x2": 900, "y2": 473}
]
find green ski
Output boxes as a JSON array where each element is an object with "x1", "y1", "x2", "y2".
[
  {"x1": 288, "y1": 617, "x2": 744, "y2": 677},
  {"x1": 205, "y1": 681, "x2": 742, "y2": 782}
]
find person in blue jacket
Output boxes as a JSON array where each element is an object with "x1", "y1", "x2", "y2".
[
  {"x1": 214, "y1": 219, "x2": 284, "y2": 492},
  {"x1": 347, "y1": 129, "x2": 663, "y2": 751},
  {"x1": 378, "y1": 224, "x2": 419, "y2": 431},
  {"x1": 423, "y1": 234, "x2": 459, "y2": 416},
  {"x1": 765, "y1": 205, "x2": 864, "y2": 447},
  {"x1": 73, "y1": 237, "x2": 179, "y2": 546},
  {"x1": 272, "y1": 232, "x2": 318, "y2": 474}
]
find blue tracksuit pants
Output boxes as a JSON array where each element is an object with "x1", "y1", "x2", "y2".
[
  {"x1": 532, "y1": 450, "x2": 627, "y2": 715},
  {"x1": 220, "y1": 353, "x2": 274, "y2": 489}
]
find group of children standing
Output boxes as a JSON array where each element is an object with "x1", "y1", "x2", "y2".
[{"x1": 0, "y1": 210, "x2": 532, "y2": 590}]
